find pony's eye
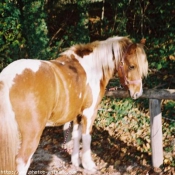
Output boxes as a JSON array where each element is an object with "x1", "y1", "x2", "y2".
[{"x1": 129, "y1": 65, "x2": 135, "y2": 70}]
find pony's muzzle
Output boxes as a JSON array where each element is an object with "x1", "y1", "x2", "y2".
[{"x1": 129, "y1": 88, "x2": 143, "y2": 99}]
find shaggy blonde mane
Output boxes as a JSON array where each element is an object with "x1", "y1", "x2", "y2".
[
  {"x1": 135, "y1": 43, "x2": 148, "y2": 78},
  {"x1": 62, "y1": 36, "x2": 148, "y2": 79}
]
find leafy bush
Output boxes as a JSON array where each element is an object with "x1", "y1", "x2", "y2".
[
  {"x1": 0, "y1": 1, "x2": 22, "y2": 69},
  {"x1": 20, "y1": 0, "x2": 50, "y2": 59}
]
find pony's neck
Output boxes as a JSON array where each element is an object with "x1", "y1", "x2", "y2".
[
  {"x1": 61, "y1": 37, "x2": 132, "y2": 87},
  {"x1": 90, "y1": 40, "x2": 122, "y2": 85},
  {"x1": 90, "y1": 41, "x2": 118, "y2": 82}
]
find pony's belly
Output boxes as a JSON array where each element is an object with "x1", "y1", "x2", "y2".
[
  {"x1": 46, "y1": 121, "x2": 61, "y2": 127},
  {"x1": 46, "y1": 109, "x2": 79, "y2": 127},
  {"x1": 45, "y1": 119, "x2": 72, "y2": 127}
]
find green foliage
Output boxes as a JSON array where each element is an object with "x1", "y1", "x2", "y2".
[
  {"x1": 1, "y1": 0, "x2": 175, "y2": 69},
  {"x1": 141, "y1": 1, "x2": 175, "y2": 78},
  {"x1": 59, "y1": 1, "x2": 90, "y2": 46},
  {"x1": 96, "y1": 97, "x2": 151, "y2": 154},
  {"x1": 96, "y1": 98, "x2": 149, "y2": 126},
  {"x1": 0, "y1": 0, "x2": 50, "y2": 70},
  {"x1": 0, "y1": 0, "x2": 22, "y2": 69},
  {"x1": 75, "y1": 0, "x2": 90, "y2": 43},
  {"x1": 20, "y1": 0, "x2": 50, "y2": 59},
  {"x1": 163, "y1": 100, "x2": 175, "y2": 122}
]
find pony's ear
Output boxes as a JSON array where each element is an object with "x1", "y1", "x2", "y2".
[
  {"x1": 127, "y1": 43, "x2": 137, "y2": 55},
  {"x1": 140, "y1": 38, "x2": 146, "y2": 45}
]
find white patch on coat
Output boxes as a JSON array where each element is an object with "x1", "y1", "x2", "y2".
[
  {"x1": 79, "y1": 92, "x2": 82, "y2": 99},
  {"x1": 16, "y1": 154, "x2": 33, "y2": 175},
  {"x1": 64, "y1": 40, "x2": 105, "y2": 171},
  {"x1": 57, "y1": 60, "x2": 65, "y2": 65},
  {"x1": 0, "y1": 59, "x2": 42, "y2": 88},
  {"x1": 82, "y1": 133, "x2": 96, "y2": 171},
  {"x1": 71, "y1": 124, "x2": 82, "y2": 167}
]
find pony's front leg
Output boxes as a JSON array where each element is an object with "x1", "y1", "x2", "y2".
[
  {"x1": 71, "y1": 119, "x2": 82, "y2": 167},
  {"x1": 81, "y1": 114, "x2": 97, "y2": 172}
]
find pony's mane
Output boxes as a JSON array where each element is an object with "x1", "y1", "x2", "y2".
[
  {"x1": 135, "y1": 43, "x2": 148, "y2": 78},
  {"x1": 61, "y1": 36, "x2": 147, "y2": 79}
]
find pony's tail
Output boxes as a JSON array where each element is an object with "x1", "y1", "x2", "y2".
[{"x1": 0, "y1": 81, "x2": 20, "y2": 174}]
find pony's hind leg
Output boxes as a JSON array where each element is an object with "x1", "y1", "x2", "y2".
[
  {"x1": 16, "y1": 129, "x2": 43, "y2": 175},
  {"x1": 71, "y1": 117, "x2": 82, "y2": 167},
  {"x1": 16, "y1": 153, "x2": 33, "y2": 175},
  {"x1": 71, "y1": 114, "x2": 97, "y2": 172}
]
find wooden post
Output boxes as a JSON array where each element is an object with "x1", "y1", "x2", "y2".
[{"x1": 149, "y1": 99, "x2": 163, "y2": 167}]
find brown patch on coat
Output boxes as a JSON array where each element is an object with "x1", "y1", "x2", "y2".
[
  {"x1": 75, "y1": 48, "x2": 93, "y2": 58},
  {"x1": 74, "y1": 42, "x2": 99, "y2": 58}
]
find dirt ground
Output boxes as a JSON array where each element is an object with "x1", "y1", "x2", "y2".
[{"x1": 28, "y1": 126, "x2": 174, "y2": 175}]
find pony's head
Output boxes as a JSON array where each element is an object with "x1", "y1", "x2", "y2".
[{"x1": 118, "y1": 42, "x2": 148, "y2": 99}]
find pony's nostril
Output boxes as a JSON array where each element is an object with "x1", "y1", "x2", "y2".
[
  {"x1": 134, "y1": 92, "x2": 139, "y2": 99},
  {"x1": 134, "y1": 91, "x2": 143, "y2": 99},
  {"x1": 129, "y1": 91, "x2": 142, "y2": 99}
]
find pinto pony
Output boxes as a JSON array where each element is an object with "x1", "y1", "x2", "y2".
[{"x1": 0, "y1": 36, "x2": 148, "y2": 174}]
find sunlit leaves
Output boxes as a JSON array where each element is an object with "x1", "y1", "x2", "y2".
[{"x1": 96, "y1": 95, "x2": 175, "y2": 168}]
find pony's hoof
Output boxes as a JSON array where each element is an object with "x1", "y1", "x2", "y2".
[
  {"x1": 71, "y1": 156, "x2": 81, "y2": 167},
  {"x1": 82, "y1": 160, "x2": 97, "y2": 172}
]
